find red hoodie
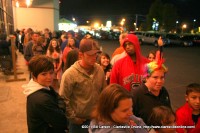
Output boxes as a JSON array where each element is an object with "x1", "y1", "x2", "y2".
[
  {"x1": 176, "y1": 103, "x2": 200, "y2": 133},
  {"x1": 110, "y1": 34, "x2": 149, "y2": 91}
]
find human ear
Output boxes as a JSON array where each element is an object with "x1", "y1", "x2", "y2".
[{"x1": 185, "y1": 95, "x2": 188, "y2": 102}]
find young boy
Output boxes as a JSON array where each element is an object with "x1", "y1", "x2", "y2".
[{"x1": 176, "y1": 83, "x2": 200, "y2": 133}]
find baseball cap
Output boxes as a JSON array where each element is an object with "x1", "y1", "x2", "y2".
[{"x1": 79, "y1": 38, "x2": 101, "y2": 55}]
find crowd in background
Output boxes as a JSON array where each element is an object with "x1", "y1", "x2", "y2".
[{"x1": 0, "y1": 28, "x2": 199, "y2": 133}]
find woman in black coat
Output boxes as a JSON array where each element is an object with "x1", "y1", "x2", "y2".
[{"x1": 22, "y1": 55, "x2": 68, "y2": 133}]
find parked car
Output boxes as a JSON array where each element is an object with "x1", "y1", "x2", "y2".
[
  {"x1": 141, "y1": 32, "x2": 167, "y2": 47},
  {"x1": 192, "y1": 35, "x2": 200, "y2": 46},
  {"x1": 108, "y1": 31, "x2": 120, "y2": 40},
  {"x1": 130, "y1": 31, "x2": 145, "y2": 45},
  {"x1": 165, "y1": 33, "x2": 183, "y2": 46},
  {"x1": 180, "y1": 35, "x2": 194, "y2": 47}
]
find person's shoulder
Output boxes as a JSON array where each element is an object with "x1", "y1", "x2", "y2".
[
  {"x1": 132, "y1": 85, "x2": 146, "y2": 94},
  {"x1": 63, "y1": 47, "x2": 69, "y2": 52},
  {"x1": 131, "y1": 87, "x2": 144, "y2": 101},
  {"x1": 27, "y1": 40, "x2": 33, "y2": 45},
  {"x1": 94, "y1": 63, "x2": 102, "y2": 69},
  {"x1": 94, "y1": 63, "x2": 105, "y2": 74},
  {"x1": 176, "y1": 103, "x2": 189, "y2": 113},
  {"x1": 62, "y1": 63, "x2": 77, "y2": 76},
  {"x1": 27, "y1": 89, "x2": 52, "y2": 104},
  {"x1": 130, "y1": 115, "x2": 143, "y2": 123},
  {"x1": 113, "y1": 55, "x2": 128, "y2": 66},
  {"x1": 160, "y1": 86, "x2": 169, "y2": 93}
]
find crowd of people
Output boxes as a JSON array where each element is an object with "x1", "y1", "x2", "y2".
[{"x1": 2, "y1": 28, "x2": 199, "y2": 133}]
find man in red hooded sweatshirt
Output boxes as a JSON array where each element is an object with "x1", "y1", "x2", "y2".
[{"x1": 110, "y1": 34, "x2": 149, "y2": 91}]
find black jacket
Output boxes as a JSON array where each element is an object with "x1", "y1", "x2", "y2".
[
  {"x1": 27, "y1": 87, "x2": 68, "y2": 133},
  {"x1": 131, "y1": 83, "x2": 171, "y2": 124}
]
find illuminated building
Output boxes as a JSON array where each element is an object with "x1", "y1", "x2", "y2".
[{"x1": 0, "y1": 0, "x2": 59, "y2": 34}]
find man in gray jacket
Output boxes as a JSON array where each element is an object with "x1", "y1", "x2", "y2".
[{"x1": 59, "y1": 38, "x2": 107, "y2": 133}]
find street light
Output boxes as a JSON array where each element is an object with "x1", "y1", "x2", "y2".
[
  {"x1": 182, "y1": 24, "x2": 187, "y2": 33},
  {"x1": 120, "y1": 21, "x2": 124, "y2": 26},
  {"x1": 134, "y1": 22, "x2": 137, "y2": 31},
  {"x1": 176, "y1": 21, "x2": 179, "y2": 32},
  {"x1": 72, "y1": 18, "x2": 76, "y2": 22},
  {"x1": 120, "y1": 18, "x2": 125, "y2": 32},
  {"x1": 193, "y1": 19, "x2": 196, "y2": 29},
  {"x1": 94, "y1": 23, "x2": 99, "y2": 29}
]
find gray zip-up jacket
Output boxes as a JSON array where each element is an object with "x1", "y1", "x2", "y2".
[{"x1": 59, "y1": 61, "x2": 107, "y2": 123}]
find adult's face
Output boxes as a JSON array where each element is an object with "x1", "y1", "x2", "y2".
[
  {"x1": 146, "y1": 70, "x2": 165, "y2": 94},
  {"x1": 33, "y1": 70, "x2": 54, "y2": 87},
  {"x1": 68, "y1": 39, "x2": 75, "y2": 47},
  {"x1": 111, "y1": 98, "x2": 133, "y2": 124},
  {"x1": 100, "y1": 55, "x2": 110, "y2": 68},
  {"x1": 51, "y1": 40, "x2": 58, "y2": 48},
  {"x1": 32, "y1": 33, "x2": 39, "y2": 42},
  {"x1": 124, "y1": 42, "x2": 135, "y2": 56},
  {"x1": 44, "y1": 33, "x2": 49, "y2": 38},
  {"x1": 81, "y1": 52, "x2": 98, "y2": 68}
]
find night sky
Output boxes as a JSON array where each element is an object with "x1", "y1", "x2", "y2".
[{"x1": 59, "y1": 0, "x2": 200, "y2": 25}]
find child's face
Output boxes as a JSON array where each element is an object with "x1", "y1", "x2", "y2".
[
  {"x1": 185, "y1": 92, "x2": 200, "y2": 111},
  {"x1": 160, "y1": 115, "x2": 176, "y2": 133}
]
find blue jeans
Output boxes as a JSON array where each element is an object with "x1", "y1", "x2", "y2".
[{"x1": 69, "y1": 119, "x2": 90, "y2": 133}]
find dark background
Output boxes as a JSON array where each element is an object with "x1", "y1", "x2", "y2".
[{"x1": 59, "y1": 0, "x2": 200, "y2": 25}]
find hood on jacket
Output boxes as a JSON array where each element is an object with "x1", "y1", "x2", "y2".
[
  {"x1": 122, "y1": 34, "x2": 141, "y2": 59},
  {"x1": 122, "y1": 34, "x2": 149, "y2": 74},
  {"x1": 22, "y1": 79, "x2": 49, "y2": 96}
]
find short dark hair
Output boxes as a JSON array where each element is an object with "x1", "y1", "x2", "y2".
[
  {"x1": 28, "y1": 55, "x2": 54, "y2": 78},
  {"x1": 186, "y1": 83, "x2": 200, "y2": 95},
  {"x1": 91, "y1": 84, "x2": 132, "y2": 124}
]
